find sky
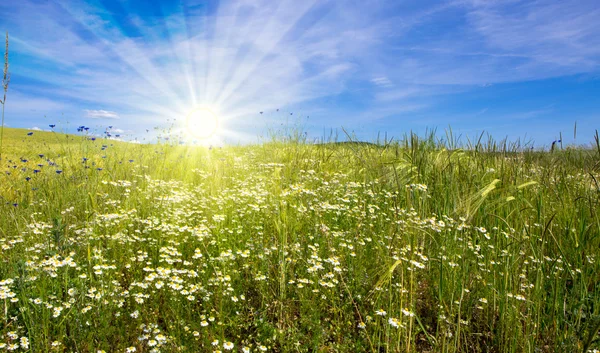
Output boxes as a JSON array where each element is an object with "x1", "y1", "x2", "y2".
[{"x1": 0, "y1": 0, "x2": 599, "y2": 146}]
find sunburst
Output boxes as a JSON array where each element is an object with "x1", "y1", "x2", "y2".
[{"x1": 185, "y1": 107, "x2": 220, "y2": 140}]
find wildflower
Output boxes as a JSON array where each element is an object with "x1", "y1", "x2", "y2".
[
  {"x1": 401, "y1": 308, "x2": 415, "y2": 317},
  {"x1": 212, "y1": 340, "x2": 219, "y2": 346},
  {"x1": 223, "y1": 342, "x2": 234, "y2": 350},
  {"x1": 259, "y1": 346, "x2": 267, "y2": 351},
  {"x1": 53, "y1": 307, "x2": 63, "y2": 318},
  {"x1": 20, "y1": 337, "x2": 29, "y2": 349},
  {"x1": 125, "y1": 348, "x2": 137, "y2": 353},
  {"x1": 375, "y1": 309, "x2": 387, "y2": 316},
  {"x1": 514, "y1": 294, "x2": 526, "y2": 301},
  {"x1": 27, "y1": 132, "x2": 33, "y2": 136},
  {"x1": 357, "y1": 322, "x2": 366, "y2": 329},
  {"x1": 49, "y1": 124, "x2": 55, "y2": 128},
  {"x1": 388, "y1": 317, "x2": 400, "y2": 328},
  {"x1": 479, "y1": 298, "x2": 488, "y2": 304}
]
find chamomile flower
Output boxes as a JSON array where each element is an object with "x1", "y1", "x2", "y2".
[
  {"x1": 223, "y1": 341, "x2": 234, "y2": 350},
  {"x1": 375, "y1": 309, "x2": 387, "y2": 316}
]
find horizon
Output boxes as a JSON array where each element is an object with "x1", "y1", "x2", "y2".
[{"x1": 0, "y1": 0, "x2": 599, "y2": 146}]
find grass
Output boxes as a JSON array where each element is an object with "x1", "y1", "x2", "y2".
[{"x1": 0, "y1": 125, "x2": 599, "y2": 352}]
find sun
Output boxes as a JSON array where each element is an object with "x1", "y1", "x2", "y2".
[{"x1": 185, "y1": 107, "x2": 219, "y2": 139}]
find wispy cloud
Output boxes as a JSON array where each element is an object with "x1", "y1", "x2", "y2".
[
  {"x1": 84, "y1": 109, "x2": 120, "y2": 119},
  {"x1": 371, "y1": 77, "x2": 394, "y2": 88}
]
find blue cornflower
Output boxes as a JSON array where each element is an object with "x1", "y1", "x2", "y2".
[
  {"x1": 56, "y1": 170, "x2": 62, "y2": 174},
  {"x1": 49, "y1": 124, "x2": 56, "y2": 128},
  {"x1": 27, "y1": 132, "x2": 33, "y2": 136},
  {"x1": 33, "y1": 169, "x2": 40, "y2": 174},
  {"x1": 25, "y1": 177, "x2": 31, "y2": 181}
]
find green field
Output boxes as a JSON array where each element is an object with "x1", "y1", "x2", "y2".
[{"x1": 1, "y1": 126, "x2": 599, "y2": 352}]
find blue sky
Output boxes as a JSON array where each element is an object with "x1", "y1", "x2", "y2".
[{"x1": 0, "y1": 0, "x2": 599, "y2": 146}]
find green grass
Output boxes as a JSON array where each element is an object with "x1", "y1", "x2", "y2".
[{"x1": 0, "y1": 126, "x2": 599, "y2": 352}]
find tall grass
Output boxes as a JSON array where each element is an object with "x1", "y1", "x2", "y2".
[
  {"x1": 0, "y1": 32, "x2": 10, "y2": 162},
  {"x1": 0, "y1": 126, "x2": 599, "y2": 352}
]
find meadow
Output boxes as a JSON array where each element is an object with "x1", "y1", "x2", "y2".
[{"x1": 0, "y1": 126, "x2": 599, "y2": 353}]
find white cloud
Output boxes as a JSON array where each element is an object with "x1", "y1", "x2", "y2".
[
  {"x1": 371, "y1": 77, "x2": 394, "y2": 88},
  {"x1": 84, "y1": 109, "x2": 120, "y2": 119}
]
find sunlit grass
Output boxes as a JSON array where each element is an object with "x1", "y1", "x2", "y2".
[{"x1": 0, "y1": 126, "x2": 599, "y2": 352}]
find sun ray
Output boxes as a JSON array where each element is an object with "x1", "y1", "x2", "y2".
[{"x1": 214, "y1": 0, "x2": 320, "y2": 107}]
